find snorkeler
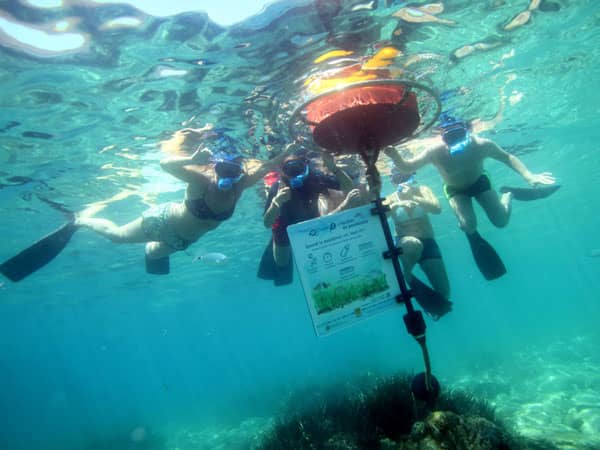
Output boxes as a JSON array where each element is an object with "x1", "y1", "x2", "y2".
[
  {"x1": 385, "y1": 169, "x2": 452, "y2": 319},
  {"x1": 0, "y1": 129, "x2": 292, "y2": 281},
  {"x1": 384, "y1": 116, "x2": 559, "y2": 280},
  {"x1": 257, "y1": 150, "x2": 354, "y2": 286}
]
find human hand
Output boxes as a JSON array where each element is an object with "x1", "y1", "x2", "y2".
[
  {"x1": 180, "y1": 123, "x2": 214, "y2": 136},
  {"x1": 528, "y1": 172, "x2": 555, "y2": 186},
  {"x1": 343, "y1": 189, "x2": 363, "y2": 208},
  {"x1": 274, "y1": 186, "x2": 291, "y2": 205},
  {"x1": 190, "y1": 147, "x2": 213, "y2": 164},
  {"x1": 398, "y1": 199, "x2": 418, "y2": 209},
  {"x1": 320, "y1": 150, "x2": 336, "y2": 171},
  {"x1": 383, "y1": 146, "x2": 395, "y2": 156}
]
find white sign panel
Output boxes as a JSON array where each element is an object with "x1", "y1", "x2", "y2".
[{"x1": 287, "y1": 204, "x2": 401, "y2": 336}]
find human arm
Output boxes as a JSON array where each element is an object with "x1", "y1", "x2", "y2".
[
  {"x1": 159, "y1": 148, "x2": 213, "y2": 183},
  {"x1": 321, "y1": 151, "x2": 354, "y2": 193},
  {"x1": 411, "y1": 185, "x2": 441, "y2": 214},
  {"x1": 385, "y1": 186, "x2": 440, "y2": 215},
  {"x1": 263, "y1": 185, "x2": 291, "y2": 228},
  {"x1": 383, "y1": 144, "x2": 433, "y2": 173},
  {"x1": 243, "y1": 144, "x2": 294, "y2": 188},
  {"x1": 483, "y1": 139, "x2": 555, "y2": 186},
  {"x1": 326, "y1": 189, "x2": 363, "y2": 215}
]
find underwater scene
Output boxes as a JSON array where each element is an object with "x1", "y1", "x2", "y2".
[{"x1": 1, "y1": 0, "x2": 600, "y2": 449}]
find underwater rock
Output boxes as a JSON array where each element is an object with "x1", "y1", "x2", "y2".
[
  {"x1": 258, "y1": 373, "x2": 562, "y2": 450},
  {"x1": 398, "y1": 411, "x2": 512, "y2": 449}
]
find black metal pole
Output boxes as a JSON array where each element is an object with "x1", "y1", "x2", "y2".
[{"x1": 362, "y1": 150, "x2": 438, "y2": 403}]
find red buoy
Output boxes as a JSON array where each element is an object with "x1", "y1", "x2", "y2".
[{"x1": 306, "y1": 83, "x2": 420, "y2": 153}]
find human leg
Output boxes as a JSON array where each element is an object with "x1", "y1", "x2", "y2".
[
  {"x1": 448, "y1": 195, "x2": 477, "y2": 234},
  {"x1": 273, "y1": 242, "x2": 291, "y2": 267},
  {"x1": 75, "y1": 216, "x2": 148, "y2": 243},
  {"x1": 476, "y1": 189, "x2": 511, "y2": 228},
  {"x1": 271, "y1": 241, "x2": 293, "y2": 285},
  {"x1": 419, "y1": 259, "x2": 450, "y2": 299},
  {"x1": 398, "y1": 236, "x2": 423, "y2": 283},
  {"x1": 409, "y1": 238, "x2": 453, "y2": 319},
  {"x1": 450, "y1": 194, "x2": 506, "y2": 280},
  {"x1": 145, "y1": 241, "x2": 178, "y2": 259},
  {"x1": 418, "y1": 239, "x2": 450, "y2": 298}
]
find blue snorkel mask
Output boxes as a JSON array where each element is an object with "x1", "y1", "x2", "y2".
[
  {"x1": 209, "y1": 129, "x2": 244, "y2": 191},
  {"x1": 215, "y1": 159, "x2": 244, "y2": 191},
  {"x1": 283, "y1": 158, "x2": 310, "y2": 189},
  {"x1": 440, "y1": 116, "x2": 471, "y2": 156},
  {"x1": 391, "y1": 169, "x2": 416, "y2": 193}
]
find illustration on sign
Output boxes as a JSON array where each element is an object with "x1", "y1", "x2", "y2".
[{"x1": 287, "y1": 204, "x2": 401, "y2": 336}]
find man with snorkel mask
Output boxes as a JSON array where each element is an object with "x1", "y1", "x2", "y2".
[
  {"x1": 384, "y1": 116, "x2": 559, "y2": 280},
  {"x1": 258, "y1": 150, "x2": 355, "y2": 285}
]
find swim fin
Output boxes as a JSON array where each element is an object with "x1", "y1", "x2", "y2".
[
  {"x1": 500, "y1": 184, "x2": 560, "y2": 201},
  {"x1": 0, "y1": 222, "x2": 78, "y2": 282},
  {"x1": 466, "y1": 231, "x2": 506, "y2": 280},
  {"x1": 257, "y1": 238, "x2": 293, "y2": 286},
  {"x1": 409, "y1": 276, "x2": 452, "y2": 320}
]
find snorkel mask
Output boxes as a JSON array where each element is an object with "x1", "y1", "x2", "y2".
[
  {"x1": 442, "y1": 121, "x2": 471, "y2": 156},
  {"x1": 283, "y1": 158, "x2": 310, "y2": 189},
  {"x1": 441, "y1": 119, "x2": 471, "y2": 156},
  {"x1": 214, "y1": 159, "x2": 244, "y2": 191},
  {"x1": 391, "y1": 169, "x2": 416, "y2": 193}
]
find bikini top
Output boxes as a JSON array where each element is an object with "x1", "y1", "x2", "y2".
[
  {"x1": 393, "y1": 204, "x2": 427, "y2": 223},
  {"x1": 185, "y1": 196, "x2": 235, "y2": 222}
]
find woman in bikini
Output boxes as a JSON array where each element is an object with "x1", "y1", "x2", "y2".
[
  {"x1": 76, "y1": 127, "x2": 290, "y2": 273},
  {"x1": 385, "y1": 169, "x2": 451, "y2": 311}
]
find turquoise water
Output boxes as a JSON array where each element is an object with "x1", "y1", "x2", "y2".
[{"x1": 1, "y1": 1, "x2": 600, "y2": 449}]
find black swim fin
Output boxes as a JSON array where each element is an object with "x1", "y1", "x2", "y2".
[
  {"x1": 500, "y1": 184, "x2": 560, "y2": 201},
  {"x1": 145, "y1": 254, "x2": 170, "y2": 275},
  {"x1": 257, "y1": 238, "x2": 293, "y2": 286},
  {"x1": 409, "y1": 276, "x2": 452, "y2": 320},
  {"x1": 466, "y1": 231, "x2": 506, "y2": 280},
  {"x1": 0, "y1": 222, "x2": 78, "y2": 282}
]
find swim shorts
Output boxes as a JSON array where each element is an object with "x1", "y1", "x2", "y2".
[
  {"x1": 395, "y1": 236, "x2": 442, "y2": 262},
  {"x1": 444, "y1": 173, "x2": 492, "y2": 199}
]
